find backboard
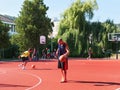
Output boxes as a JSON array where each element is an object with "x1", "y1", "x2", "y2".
[
  {"x1": 40, "y1": 35, "x2": 46, "y2": 44},
  {"x1": 108, "y1": 33, "x2": 120, "y2": 41}
]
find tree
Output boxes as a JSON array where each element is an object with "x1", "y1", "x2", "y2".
[
  {"x1": 57, "y1": 0, "x2": 98, "y2": 57},
  {"x1": 57, "y1": 0, "x2": 118, "y2": 57},
  {"x1": 0, "y1": 20, "x2": 10, "y2": 48},
  {"x1": 88, "y1": 20, "x2": 118, "y2": 57},
  {"x1": 15, "y1": 0, "x2": 52, "y2": 51},
  {"x1": 101, "y1": 20, "x2": 119, "y2": 55}
]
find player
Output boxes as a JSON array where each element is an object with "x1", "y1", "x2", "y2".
[
  {"x1": 87, "y1": 47, "x2": 92, "y2": 60},
  {"x1": 56, "y1": 38, "x2": 70, "y2": 83},
  {"x1": 18, "y1": 48, "x2": 33, "y2": 70}
]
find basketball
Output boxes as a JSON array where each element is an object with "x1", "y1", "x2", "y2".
[
  {"x1": 59, "y1": 55, "x2": 66, "y2": 62},
  {"x1": 31, "y1": 65, "x2": 35, "y2": 69}
]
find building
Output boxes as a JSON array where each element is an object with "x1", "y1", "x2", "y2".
[
  {"x1": 0, "y1": 14, "x2": 16, "y2": 35},
  {"x1": 52, "y1": 17, "x2": 59, "y2": 37},
  {"x1": 0, "y1": 14, "x2": 60, "y2": 37}
]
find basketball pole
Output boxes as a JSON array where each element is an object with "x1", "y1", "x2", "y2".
[
  {"x1": 108, "y1": 33, "x2": 120, "y2": 60},
  {"x1": 115, "y1": 40, "x2": 118, "y2": 59},
  {"x1": 50, "y1": 34, "x2": 53, "y2": 52}
]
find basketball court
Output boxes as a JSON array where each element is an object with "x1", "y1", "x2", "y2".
[{"x1": 0, "y1": 58, "x2": 120, "y2": 90}]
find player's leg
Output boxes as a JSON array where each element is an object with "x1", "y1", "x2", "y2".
[
  {"x1": 18, "y1": 57, "x2": 25, "y2": 68},
  {"x1": 64, "y1": 70, "x2": 67, "y2": 82},
  {"x1": 22, "y1": 57, "x2": 28, "y2": 70},
  {"x1": 61, "y1": 62, "x2": 66, "y2": 82},
  {"x1": 21, "y1": 61, "x2": 26, "y2": 70},
  {"x1": 61, "y1": 69, "x2": 65, "y2": 82},
  {"x1": 63, "y1": 58, "x2": 68, "y2": 82},
  {"x1": 60, "y1": 69, "x2": 67, "y2": 82}
]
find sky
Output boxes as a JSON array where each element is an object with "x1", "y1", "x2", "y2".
[{"x1": 0, "y1": 0, "x2": 120, "y2": 24}]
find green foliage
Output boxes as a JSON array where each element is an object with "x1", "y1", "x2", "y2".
[
  {"x1": 0, "y1": 20, "x2": 10, "y2": 48},
  {"x1": 0, "y1": 20, "x2": 16, "y2": 59},
  {"x1": 57, "y1": 0, "x2": 98, "y2": 57},
  {"x1": 57, "y1": 0, "x2": 118, "y2": 58},
  {"x1": 15, "y1": 0, "x2": 52, "y2": 51}
]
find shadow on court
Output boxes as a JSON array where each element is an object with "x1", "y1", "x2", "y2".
[
  {"x1": 67, "y1": 80, "x2": 120, "y2": 86},
  {"x1": 0, "y1": 84, "x2": 30, "y2": 87}
]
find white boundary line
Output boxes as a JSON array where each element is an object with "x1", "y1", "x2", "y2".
[
  {"x1": 0, "y1": 70, "x2": 42, "y2": 90},
  {"x1": 20, "y1": 72, "x2": 42, "y2": 90},
  {"x1": 25, "y1": 73, "x2": 42, "y2": 90}
]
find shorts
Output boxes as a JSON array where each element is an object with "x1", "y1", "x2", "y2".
[
  {"x1": 58, "y1": 58, "x2": 68, "y2": 70},
  {"x1": 21, "y1": 57, "x2": 29, "y2": 62}
]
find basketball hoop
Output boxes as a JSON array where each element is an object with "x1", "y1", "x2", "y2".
[{"x1": 108, "y1": 33, "x2": 120, "y2": 42}]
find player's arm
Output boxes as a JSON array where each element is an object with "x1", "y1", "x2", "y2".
[
  {"x1": 56, "y1": 49, "x2": 59, "y2": 57},
  {"x1": 64, "y1": 43, "x2": 70, "y2": 56},
  {"x1": 18, "y1": 52, "x2": 24, "y2": 59}
]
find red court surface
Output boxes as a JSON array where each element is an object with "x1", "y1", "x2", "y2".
[{"x1": 0, "y1": 58, "x2": 120, "y2": 90}]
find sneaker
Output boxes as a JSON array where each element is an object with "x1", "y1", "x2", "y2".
[
  {"x1": 22, "y1": 67, "x2": 26, "y2": 70},
  {"x1": 18, "y1": 64, "x2": 22, "y2": 67},
  {"x1": 60, "y1": 80, "x2": 67, "y2": 83}
]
